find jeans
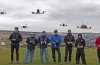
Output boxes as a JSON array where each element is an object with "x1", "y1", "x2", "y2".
[
  {"x1": 24, "y1": 49, "x2": 34, "y2": 63},
  {"x1": 40, "y1": 48, "x2": 49, "y2": 63}
]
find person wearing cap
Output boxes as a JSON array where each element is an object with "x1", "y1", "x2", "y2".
[
  {"x1": 75, "y1": 33, "x2": 87, "y2": 65},
  {"x1": 50, "y1": 30, "x2": 62, "y2": 64},
  {"x1": 95, "y1": 33, "x2": 100, "y2": 64},
  {"x1": 9, "y1": 27, "x2": 23, "y2": 64},
  {"x1": 38, "y1": 31, "x2": 49, "y2": 64},
  {"x1": 64, "y1": 30, "x2": 75, "y2": 63},
  {"x1": 24, "y1": 32, "x2": 38, "y2": 64}
]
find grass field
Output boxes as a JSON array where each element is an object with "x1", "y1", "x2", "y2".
[{"x1": 0, "y1": 46, "x2": 99, "y2": 65}]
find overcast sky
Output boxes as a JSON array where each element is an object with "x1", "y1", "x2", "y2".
[{"x1": 0, "y1": 0, "x2": 100, "y2": 33}]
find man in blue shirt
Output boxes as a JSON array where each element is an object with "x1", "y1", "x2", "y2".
[{"x1": 50, "y1": 30, "x2": 62, "y2": 64}]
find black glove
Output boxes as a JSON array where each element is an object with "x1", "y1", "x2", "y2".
[{"x1": 55, "y1": 42, "x2": 60, "y2": 46}]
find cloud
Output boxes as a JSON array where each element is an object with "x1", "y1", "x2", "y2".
[{"x1": 0, "y1": 0, "x2": 100, "y2": 32}]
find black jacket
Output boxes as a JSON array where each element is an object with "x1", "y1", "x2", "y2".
[
  {"x1": 9, "y1": 32, "x2": 23, "y2": 45},
  {"x1": 26, "y1": 36, "x2": 38, "y2": 50},
  {"x1": 38, "y1": 35, "x2": 49, "y2": 49},
  {"x1": 75, "y1": 38, "x2": 86, "y2": 49}
]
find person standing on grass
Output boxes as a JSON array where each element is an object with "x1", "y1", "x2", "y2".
[
  {"x1": 38, "y1": 31, "x2": 49, "y2": 64},
  {"x1": 75, "y1": 33, "x2": 87, "y2": 65},
  {"x1": 64, "y1": 30, "x2": 75, "y2": 63},
  {"x1": 95, "y1": 34, "x2": 100, "y2": 64},
  {"x1": 50, "y1": 30, "x2": 62, "y2": 64},
  {"x1": 24, "y1": 32, "x2": 38, "y2": 64},
  {"x1": 9, "y1": 27, "x2": 23, "y2": 64}
]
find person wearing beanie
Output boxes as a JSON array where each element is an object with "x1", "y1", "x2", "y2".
[
  {"x1": 64, "y1": 30, "x2": 75, "y2": 63},
  {"x1": 38, "y1": 31, "x2": 49, "y2": 64},
  {"x1": 75, "y1": 33, "x2": 87, "y2": 65},
  {"x1": 50, "y1": 30, "x2": 62, "y2": 64},
  {"x1": 9, "y1": 27, "x2": 23, "y2": 64},
  {"x1": 95, "y1": 33, "x2": 100, "y2": 64}
]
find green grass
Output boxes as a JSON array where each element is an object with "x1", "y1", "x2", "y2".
[{"x1": 0, "y1": 47, "x2": 99, "y2": 65}]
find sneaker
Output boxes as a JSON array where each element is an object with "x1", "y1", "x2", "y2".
[
  {"x1": 30, "y1": 62, "x2": 33, "y2": 63},
  {"x1": 64, "y1": 60, "x2": 67, "y2": 62},
  {"x1": 10, "y1": 62, "x2": 13, "y2": 64},
  {"x1": 53, "y1": 62, "x2": 56, "y2": 64},
  {"x1": 65, "y1": 62, "x2": 67, "y2": 64},
  {"x1": 40, "y1": 62, "x2": 43, "y2": 64},
  {"x1": 83, "y1": 64, "x2": 87, "y2": 65},
  {"x1": 46, "y1": 62, "x2": 50, "y2": 64},
  {"x1": 16, "y1": 61, "x2": 20, "y2": 64},
  {"x1": 59, "y1": 62, "x2": 63, "y2": 65},
  {"x1": 24, "y1": 62, "x2": 28, "y2": 64},
  {"x1": 76, "y1": 63, "x2": 79, "y2": 64},
  {"x1": 58, "y1": 61, "x2": 63, "y2": 65},
  {"x1": 99, "y1": 62, "x2": 100, "y2": 64},
  {"x1": 68, "y1": 61, "x2": 71, "y2": 63}
]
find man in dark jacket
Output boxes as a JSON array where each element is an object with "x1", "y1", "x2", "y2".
[
  {"x1": 38, "y1": 31, "x2": 49, "y2": 64},
  {"x1": 95, "y1": 34, "x2": 100, "y2": 64},
  {"x1": 64, "y1": 30, "x2": 75, "y2": 63},
  {"x1": 24, "y1": 32, "x2": 38, "y2": 64},
  {"x1": 9, "y1": 27, "x2": 23, "y2": 64},
  {"x1": 75, "y1": 33, "x2": 87, "y2": 65}
]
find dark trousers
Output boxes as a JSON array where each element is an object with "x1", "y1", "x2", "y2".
[
  {"x1": 51, "y1": 48, "x2": 61, "y2": 62},
  {"x1": 64, "y1": 46, "x2": 72, "y2": 62},
  {"x1": 97, "y1": 49, "x2": 100, "y2": 63},
  {"x1": 76, "y1": 49, "x2": 86, "y2": 64},
  {"x1": 11, "y1": 45, "x2": 19, "y2": 62}
]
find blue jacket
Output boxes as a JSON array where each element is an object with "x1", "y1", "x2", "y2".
[{"x1": 50, "y1": 35, "x2": 62, "y2": 49}]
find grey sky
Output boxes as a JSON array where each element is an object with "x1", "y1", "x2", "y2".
[{"x1": 0, "y1": 0, "x2": 100, "y2": 33}]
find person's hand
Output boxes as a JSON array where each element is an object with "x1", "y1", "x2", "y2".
[
  {"x1": 70, "y1": 42, "x2": 73, "y2": 44},
  {"x1": 78, "y1": 46, "x2": 83, "y2": 48},
  {"x1": 30, "y1": 41, "x2": 32, "y2": 43},
  {"x1": 68, "y1": 42, "x2": 73, "y2": 44},
  {"x1": 68, "y1": 42, "x2": 71, "y2": 44},
  {"x1": 30, "y1": 41, "x2": 35, "y2": 43},
  {"x1": 41, "y1": 41, "x2": 46, "y2": 44},
  {"x1": 12, "y1": 39, "x2": 16, "y2": 41},
  {"x1": 55, "y1": 42, "x2": 59, "y2": 46},
  {"x1": 23, "y1": 43, "x2": 28, "y2": 46},
  {"x1": 98, "y1": 45, "x2": 100, "y2": 47},
  {"x1": 44, "y1": 41, "x2": 46, "y2": 44}
]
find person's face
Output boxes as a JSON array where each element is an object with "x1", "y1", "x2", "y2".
[
  {"x1": 42, "y1": 32, "x2": 46, "y2": 36},
  {"x1": 14, "y1": 29, "x2": 18, "y2": 33},
  {"x1": 78, "y1": 35, "x2": 82, "y2": 39},
  {"x1": 54, "y1": 32, "x2": 58, "y2": 35},
  {"x1": 68, "y1": 31, "x2": 71, "y2": 34}
]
